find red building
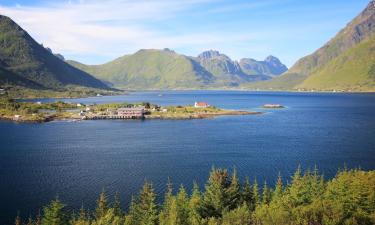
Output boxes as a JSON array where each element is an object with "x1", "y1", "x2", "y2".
[
  {"x1": 194, "y1": 102, "x2": 210, "y2": 108},
  {"x1": 117, "y1": 107, "x2": 145, "y2": 118}
]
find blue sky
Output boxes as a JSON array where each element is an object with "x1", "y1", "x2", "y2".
[{"x1": 0, "y1": 0, "x2": 370, "y2": 67}]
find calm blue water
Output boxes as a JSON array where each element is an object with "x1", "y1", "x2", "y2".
[{"x1": 1, "y1": 91, "x2": 375, "y2": 224}]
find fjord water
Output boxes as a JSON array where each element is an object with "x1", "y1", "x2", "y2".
[{"x1": 1, "y1": 91, "x2": 375, "y2": 224}]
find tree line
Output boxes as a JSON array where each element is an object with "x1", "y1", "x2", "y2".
[{"x1": 15, "y1": 167, "x2": 375, "y2": 225}]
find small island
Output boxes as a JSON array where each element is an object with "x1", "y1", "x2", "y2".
[
  {"x1": 0, "y1": 98, "x2": 261, "y2": 123},
  {"x1": 262, "y1": 104, "x2": 285, "y2": 109}
]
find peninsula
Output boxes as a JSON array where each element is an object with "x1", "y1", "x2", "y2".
[{"x1": 0, "y1": 98, "x2": 261, "y2": 123}]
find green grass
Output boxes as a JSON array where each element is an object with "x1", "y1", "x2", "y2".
[
  {"x1": 69, "y1": 49, "x2": 215, "y2": 89},
  {"x1": 298, "y1": 35, "x2": 375, "y2": 91},
  {"x1": 0, "y1": 15, "x2": 109, "y2": 92}
]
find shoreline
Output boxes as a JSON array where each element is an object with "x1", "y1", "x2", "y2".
[{"x1": 0, "y1": 110, "x2": 263, "y2": 123}]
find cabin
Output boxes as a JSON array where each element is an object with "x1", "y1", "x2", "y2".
[
  {"x1": 117, "y1": 107, "x2": 145, "y2": 118},
  {"x1": 194, "y1": 102, "x2": 209, "y2": 108}
]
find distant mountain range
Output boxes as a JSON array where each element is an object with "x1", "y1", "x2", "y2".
[
  {"x1": 0, "y1": 11, "x2": 287, "y2": 92},
  {"x1": 68, "y1": 49, "x2": 287, "y2": 89},
  {"x1": 247, "y1": 0, "x2": 375, "y2": 91},
  {"x1": 1, "y1": 1, "x2": 374, "y2": 93},
  {"x1": 0, "y1": 15, "x2": 109, "y2": 93}
]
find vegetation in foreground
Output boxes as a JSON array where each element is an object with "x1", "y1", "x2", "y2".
[{"x1": 14, "y1": 167, "x2": 375, "y2": 225}]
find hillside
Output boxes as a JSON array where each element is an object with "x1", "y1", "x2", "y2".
[
  {"x1": 69, "y1": 49, "x2": 287, "y2": 89},
  {"x1": 0, "y1": 15, "x2": 109, "y2": 92},
  {"x1": 298, "y1": 35, "x2": 375, "y2": 91},
  {"x1": 69, "y1": 49, "x2": 215, "y2": 89},
  {"x1": 248, "y1": 1, "x2": 375, "y2": 91}
]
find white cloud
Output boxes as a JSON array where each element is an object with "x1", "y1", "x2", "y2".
[
  {"x1": 0, "y1": 0, "x2": 288, "y2": 61},
  {"x1": 0, "y1": 0, "x2": 354, "y2": 66}
]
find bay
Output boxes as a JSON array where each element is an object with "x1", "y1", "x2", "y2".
[{"x1": 1, "y1": 91, "x2": 375, "y2": 224}]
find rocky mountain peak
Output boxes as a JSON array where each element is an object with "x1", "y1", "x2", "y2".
[
  {"x1": 198, "y1": 50, "x2": 223, "y2": 59},
  {"x1": 265, "y1": 55, "x2": 281, "y2": 63}
]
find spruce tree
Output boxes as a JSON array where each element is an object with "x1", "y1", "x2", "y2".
[
  {"x1": 241, "y1": 177, "x2": 255, "y2": 210},
  {"x1": 132, "y1": 182, "x2": 158, "y2": 225},
  {"x1": 189, "y1": 182, "x2": 203, "y2": 225},
  {"x1": 71, "y1": 206, "x2": 89, "y2": 225},
  {"x1": 41, "y1": 198, "x2": 69, "y2": 225},
  {"x1": 226, "y1": 168, "x2": 241, "y2": 210},
  {"x1": 273, "y1": 173, "x2": 283, "y2": 201},
  {"x1": 95, "y1": 190, "x2": 108, "y2": 219},
  {"x1": 159, "y1": 179, "x2": 176, "y2": 225},
  {"x1": 262, "y1": 181, "x2": 272, "y2": 205},
  {"x1": 176, "y1": 185, "x2": 190, "y2": 225},
  {"x1": 252, "y1": 179, "x2": 260, "y2": 207},
  {"x1": 202, "y1": 168, "x2": 230, "y2": 218},
  {"x1": 113, "y1": 192, "x2": 123, "y2": 217}
]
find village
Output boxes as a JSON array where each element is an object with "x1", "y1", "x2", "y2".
[
  {"x1": 79, "y1": 101, "x2": 220, "y2": 120},
  {"x1": 1, "y1": 96, "x2": 283, "y2": 122}
]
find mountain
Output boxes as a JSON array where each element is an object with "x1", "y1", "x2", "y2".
[
  {"x1": 68, "y1": 49, "x2": 215, "y2": 89},
  {"x1": 239, "y1": 55, "x2": 287, "y2": 77},
  {"x1": 248, "y1": 1, "x2": 375, "y2": 91},
  {"x1": 0, "y1": 15, "x2": 109, "y2": 91},
  {"x1": 195, "y1": 50, "x2": 249, "y2": 86},
  {"x1": 69, "y1": 49, "x2": 287, "y2": 89}
]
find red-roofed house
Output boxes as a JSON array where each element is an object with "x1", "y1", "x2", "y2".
[{"x1": 194, "y1": 102, "x2": 210, "y2": 108}]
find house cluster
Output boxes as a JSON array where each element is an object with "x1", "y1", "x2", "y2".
[{"x1": 80, "y1": 105, "x2": 146, "y2": 120}]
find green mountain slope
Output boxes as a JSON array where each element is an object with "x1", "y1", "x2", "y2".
[
  {"x1": 247, "y1": 1, "x2": 375, "y2": 91},
  {"x1": 0, "y1": 15, "x2": 108, "y2": 91},
  {"x1": 69, "y1": 49, "x2": 287, "y2": 89},
  {"x1": 69, "y1": 49, "x2": 215, "y2": 89},
  {"x1": 298, "y1": 35, "x2": 375, "y2": 91}
]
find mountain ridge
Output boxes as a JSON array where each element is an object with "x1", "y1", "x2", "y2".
[
  {"x1": 68, "y1": 49, "x2": 287, "y2": 89},
  {"x1": 247, "y1": 1, "x2": 375, "y2": 91},
  {"x1": 0, "y1": 15, "x2": 110, "y2": 93}
]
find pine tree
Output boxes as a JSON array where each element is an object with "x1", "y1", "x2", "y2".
[
  {"x1": 159, "y1": 179, "x2": 176, "y2": 225},
  {"x1": 95, "y1": 190, "x2": 108, "y2": 219},
  {"x1": 189, "y1": 182, "x2": 203, "y2": 225},
  {"x1": 125, "y1": 196, "x2": 137, "y2": 225},
  {"x1": 41, "y1": 198, "x2": 69, "y2": 225},
  {"x1": 252, "y1": 179, "x2": 260, "y2": 207},
  {"x1": 222, "y1": 203, "x2": 252, "y2": 225},
  {"x1": 289, "y1": 165, "x2": 308, "y2": 205},
  {"x1": 262, "y1": 181, "x2": 272, "y2": 205},
  {"x1": 131, "y1": 182, "x2": 158, "y2": 225},
  {"x1": 113, "y1": 192, "x2": 123, "y2": 217},
  {"x1": 226, "y1": 168, "x2": 241, "y2": 210},
  {"x1": 71, "y1": 206, "x2": 89, "y2": 225},
  {"x1": 273, "y1": 173, "x2": 283, "y2": 201},
  {"x1": 241, "y1": 177, "x2": 255, "y2": 210},
  {"x1": 202, "y1": 168, "x2": 230, "y2": 218},
  {"x1": 176, "y1": 185, "x2": 190, "y2": 225}
]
